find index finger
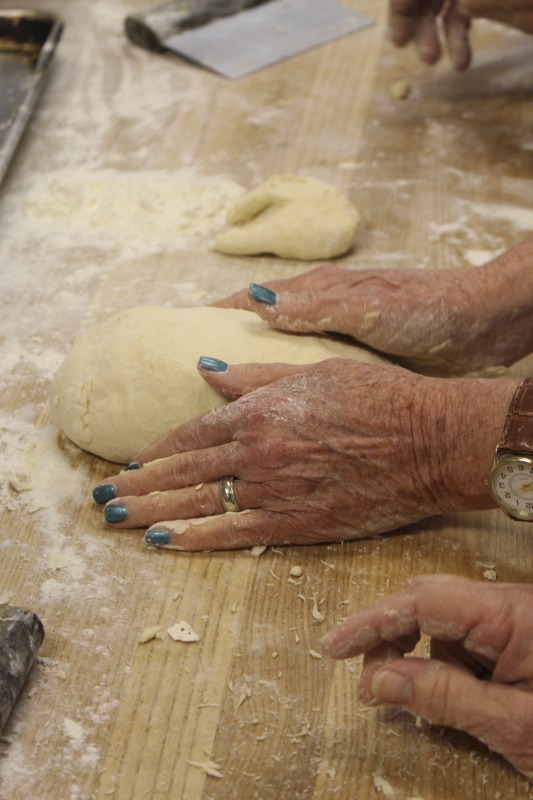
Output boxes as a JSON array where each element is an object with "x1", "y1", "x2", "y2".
[
  {"x1": 212, "y1": 263, "x2": 355, "y2": 311},
  {"x1": 389, "y1": 0, "x2": 444, "y2": 65},
  {"x1": 388, "y1": 0, "x2": 441, "y2": 45},
  {"x1": 321, "y1": 574, "x2": 532, "y2": 672}
]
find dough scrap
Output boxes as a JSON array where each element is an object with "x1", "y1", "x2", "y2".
[
  {"x1": 213, "y1": 175, "x2": 360, "y2": 261},
  {"x1": 168, "y1": 621, "x2": 200, "y2": 642},
  {"x1": 138, "y1": 626, "x2": 163, "y2": 644},
  {"x1": 389, "y1": 79, "x2": 411, "y2": 100},
  {"x1": 49, "y1": 306, "x2": 386, "y2": 464}
]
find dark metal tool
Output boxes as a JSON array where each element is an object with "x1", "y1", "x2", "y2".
[
  {"x1": 0, "y1": 9, "x2": 63, "y2": 187},
  {"x1": 125, "y1": 0, "x2": 270, "y2": 52},
  {"x1": 125, "y1": 0, "x2": 373, "y2": 79},
  {"x1": 0, "y1": 606, "x2": 44, "y2": 732}
]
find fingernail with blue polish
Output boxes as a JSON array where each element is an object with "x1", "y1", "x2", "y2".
[
  {"x1": 145, "y1": 529, "x2": 171, "y2": 547},
  {"x1": 199, "y1": 356, "x2": 228, "y2": 373},
  {"x1": 93, "y1": 483, "x2": 117, "y2": 505},
  {"x1": 249, "y1": 283, "x2": 277, "y2": 306},
  {"x1": 104, "y1": 504, "x2": 128, "y2": 524},
  {"x1": 125, "y1": 462, "x2": 141, "y2": 471}
]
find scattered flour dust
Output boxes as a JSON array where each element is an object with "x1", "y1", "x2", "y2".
[
  {"x1": 470, "y1": 201, "x2": 533, "y2": 232},
  {"x1": 0, "y1": 416, "x2": 93, "y2": 603},
  {"x1": 373, "y1": 774, "x2": 396, "y2": 797},
  {"x1": 0, "y1": 337, "x2": 63, "y2": 384},
  {"x1": 20, "y1": 168, "x2": 244, "y2": 259},
  {"x1": 61, "y1": 717, "x2": 100, "y2": 768},
  {"x1": 0, "y1": 417, "x2": 86, "y2": 520}
]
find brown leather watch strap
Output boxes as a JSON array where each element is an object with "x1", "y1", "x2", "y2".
[{"x1": 499, "y1": 378, "x2": 533, "y2": 455}]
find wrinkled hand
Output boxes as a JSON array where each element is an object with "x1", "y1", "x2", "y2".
[
  {"x1": 389, "y1": 1, "x2": 533, "y2": 69},
  {"x1": 93, "y1": 359, "x2": 516, "y2": 551},
  {"x1": 321, "y1": 574, "x2": 533, "y2": 782},
  {"x1": 216, "y1": 243, "x2": 533, "y2": 376}
]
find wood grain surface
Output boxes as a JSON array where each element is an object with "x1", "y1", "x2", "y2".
[{"x1": 1, "y1": 2, "x2": 533, "y2": 798}]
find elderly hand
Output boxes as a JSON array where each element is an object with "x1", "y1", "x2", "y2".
[
  {"x1": 93, "y1": 359, "x2": 517, "y2": 551},
  {"x1": 216, "y1": 241, "x2": 533, "y2": 376},
  {"x1": 321, "y1": 574, "x2": 533, "y2": 782},
  {"x1": 388, "y1": 1, "x2": 533, "y2": 70}
]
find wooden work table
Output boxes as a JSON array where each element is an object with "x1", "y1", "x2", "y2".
[{"x1": 1, "y1": 2, "x2": 533, "y2": 798}]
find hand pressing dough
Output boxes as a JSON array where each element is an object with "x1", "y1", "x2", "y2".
[
  {"x1": 213, "y1": 175, "x2": 360, "y2": 261},
  {"x1": 49, "y1": 306, "x2": 385, "y2": 464}
]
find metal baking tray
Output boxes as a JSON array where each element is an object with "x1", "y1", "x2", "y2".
[{"x1": 0, "y1": 9, "x2": 63, "y2": 186}]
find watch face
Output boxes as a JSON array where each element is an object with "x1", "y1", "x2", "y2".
[{"x1": 489, "y1": 455, "x2": 533, "y2": 520}]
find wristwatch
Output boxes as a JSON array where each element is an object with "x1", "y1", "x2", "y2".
[{"x1": 488, "y1": 378, "x2": 533, "y2": 521}]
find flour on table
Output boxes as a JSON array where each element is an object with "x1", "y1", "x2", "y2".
[
  {"x1": 373, "y1": 774, "x2": 396, "y2": 797},
  {"x1": 214, "y1": 175, "x2": 360, "y2": 260},
  {"x1": 49, "y1": 306, "x2": 386, "y2": 463},
  {"x1": 23, "y1": 168, "x2": 244, "y2": 260}
]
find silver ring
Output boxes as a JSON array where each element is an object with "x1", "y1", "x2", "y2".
[{"x1": 220, "y1": 476, "x2": 241, "y2": 513}]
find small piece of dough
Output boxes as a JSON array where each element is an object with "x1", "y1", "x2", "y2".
[
  {"x1": 50, "y1": 306, "x2": 386, "y2": 464},
  {"x1": 213, "y1": 175, "x2": 360, "y2": 260},
  {"x1": 389, "y1": 79, "x2": 411, "y2": 100},
  {"x1": 168, "y1": 621, "x2": 200, "y2": 642},
  {"x1": 138, "y1": 626, "x2": 163, "y2": 644}
]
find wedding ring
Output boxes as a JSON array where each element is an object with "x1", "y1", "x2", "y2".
[{"x1": 219, "y1": 476, "x2": 241, "y2": 514}]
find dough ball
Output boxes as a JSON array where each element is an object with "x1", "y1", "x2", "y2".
[
  {"x1": 389, "y1": 79, "x2": 411, "y2": 100},
  {"x1": 213, "y1": 175, "x2": 360, "y2": 261},
  {"x1": 49, "y1": 306, "x2": 385, "y2": 464}
]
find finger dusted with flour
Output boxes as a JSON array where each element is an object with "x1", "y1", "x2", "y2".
[{"x1": 322, "y1": 574, "x2": 533, "y2": 782}]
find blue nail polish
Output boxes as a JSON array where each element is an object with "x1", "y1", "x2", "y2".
[
  {"x1": 199, "y1": 356, "x2": 228, "y2": 373},
  {"x1": 125, "y1": 462, "x2": 141, "y2": 471},
  {"x1": 145, "y1": 529, "x2": 171, "y2": 547},
  {"x1": 93, "y1": 484, "x2": 117, "y2": 505},
  {"x1": 249, "y1": 283, "x2": 277, "y2": 306},
  {"x1": 104, "y1": 504, "x2": 128, "y2": 524}
]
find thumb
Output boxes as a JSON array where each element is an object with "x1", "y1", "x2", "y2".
[
  {"x1": 197, "y1": 357, "x2": 308, "y2": 400},
  {"x1": 370, "y1": 658, "x2": 533, "y2": 777}
]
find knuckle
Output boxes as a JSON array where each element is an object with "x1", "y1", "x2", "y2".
[
  {"x1": 419, "y1": 666, "x2": 458, "y2": 726},
  {"x1": 144, "y1": 492, "x2": 174, "y2": 520},
  {"x1": 403, "y1": 575, "x2": 428, "y2": 592},
  {"x1": 499, "y1": 699, "x2": 533, "y2": 751},
  {"x1": 195, "y1": 484, "x2": 220, "y2": 516},
  {"x1": 166, "y1": 458, "x2": 188, "y2": 489},
  {"x1": 316, "y1": 262, "x2": 339, "y2": 279}
]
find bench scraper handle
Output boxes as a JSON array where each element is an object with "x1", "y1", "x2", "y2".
[
  {"x1": 125, "y1": 0, "x2": 272, "y2": 52},
  {"x1": 0, "y1": 606, "x2": 44, "y2": 732}
]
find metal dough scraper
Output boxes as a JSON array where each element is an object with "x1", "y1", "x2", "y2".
[{"x1": 125, "y1": 0, "x2": 374, "y2": 79}]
